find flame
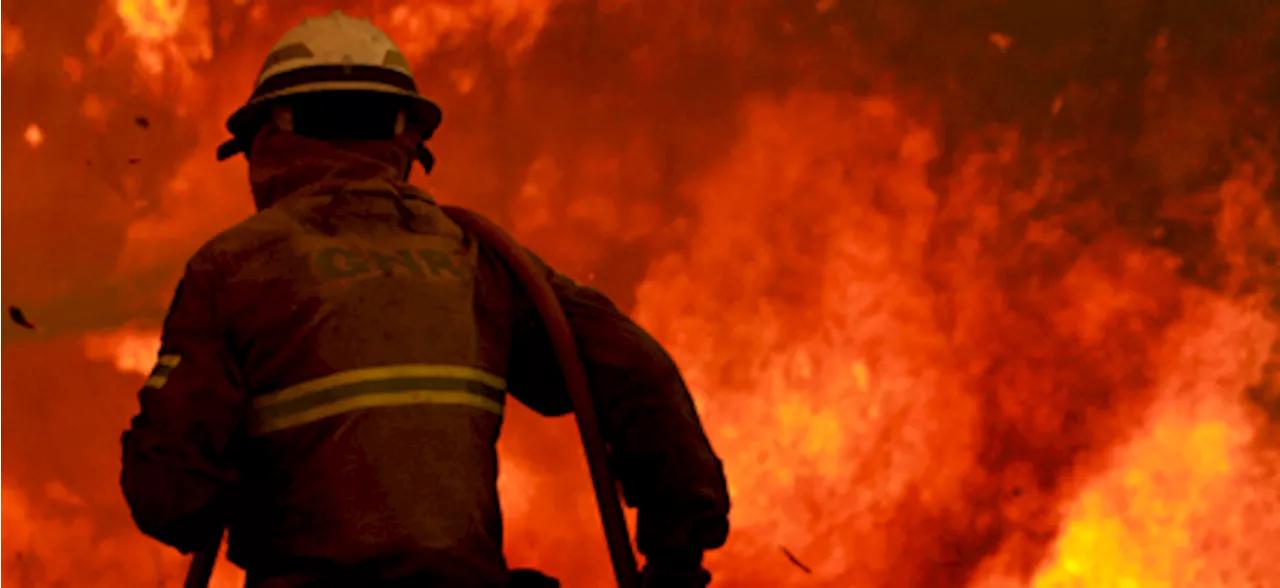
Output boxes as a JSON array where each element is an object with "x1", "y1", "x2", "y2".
[
  {"x1": 1029, "y1": 298, "x2": 1280, "y2": 587},
  {"x1": 83, "y1": 327, "x2": 163, "y2": 376},
  {"x1": 4, "y1": 1, "x2": 1280, "y2": 587},
  {"x1": 98, "y1": 0, "x2": 208, "y2": 85},
  {"x1": 631, "y1": 91, "x2": 1280, "y2": 586},
  {"x1": 114, "y1": 0, "x2": 187, "y2": 42},
  {"x1": 376, "y1": 0, "x2": 553, "y2": 62},
  {"x1": 633, "y1": 93, "x2": 968, "y2": 582},
  {"x1": 1030, "y1": 415, "x2": 1238, "y2": 588}
]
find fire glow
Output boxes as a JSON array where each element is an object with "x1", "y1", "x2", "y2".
[{"x1": 3, "y1": 1, "x2": 1278, "y2": 587}]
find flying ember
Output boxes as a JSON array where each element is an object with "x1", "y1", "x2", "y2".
[{"x1": 22, "y1": 123, "x2": 43, "y2": 148}]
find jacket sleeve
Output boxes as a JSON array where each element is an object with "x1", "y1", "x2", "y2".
[
  {"x1": 507, "y1": 253, "x2": 730, "y2": 562},
  {"x1": 120, "y1": 254, "x2": 247, "y2": 553}
]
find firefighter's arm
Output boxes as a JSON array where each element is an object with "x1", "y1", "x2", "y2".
[
  {"x1": 507, "y1": 259, "x2": 730, "y2": 569},
  {"x1": 120, "y1": 255, "x2": 247, "y2": 553}
]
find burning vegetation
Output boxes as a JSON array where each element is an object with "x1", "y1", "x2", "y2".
[{"x1": 3, "y1": 0, "x2": 1279, "y2": 586}]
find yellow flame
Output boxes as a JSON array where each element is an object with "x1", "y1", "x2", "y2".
[
  {"x1": 1032, "y1": 419, "x2": 1239, "y2": 588},
  {"x1": 1031, "y1": 296, "x2": 1277, "y2": 588},
  {"x1": 115, "y1": 0, "x2": 187, "y2": 42}
]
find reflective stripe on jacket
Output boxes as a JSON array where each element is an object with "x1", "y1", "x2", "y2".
[{"x1": 250, "y1": 364, "x2": 506, "y2": 435}]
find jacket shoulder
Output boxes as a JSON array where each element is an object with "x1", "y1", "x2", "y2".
[{"x1": 180, "y1": 209, "x2": 297, "y2": 280}]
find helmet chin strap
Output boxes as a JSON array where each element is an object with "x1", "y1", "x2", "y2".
[
  {"x1": 401, "y1": 109, "x2": 436, "y2": 177},
  {"x1": 415, "y1": 143, "x2": 436, "y2": 175}
]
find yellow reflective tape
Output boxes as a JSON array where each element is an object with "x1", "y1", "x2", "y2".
[
  {"x1": 157, "y1": 354, "x2": 181, "y2": 368},
  {"x1": 251, "y1": 390, "x2": 502, "y2": 435},
  {"x1": 253, "y1": 364, "x2": 507, "y2": 409},
  {"x1": 144, "y1": 375, "x2": 168, "y2": 389}
]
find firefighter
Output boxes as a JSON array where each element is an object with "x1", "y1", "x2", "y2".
[{"x1": 120, "y1": 11, "x2": 729, "y2": 588}]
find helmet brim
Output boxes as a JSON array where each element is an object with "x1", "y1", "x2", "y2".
[{"x1": 216, "y1": 81, "x2": 443, "y2": 161}]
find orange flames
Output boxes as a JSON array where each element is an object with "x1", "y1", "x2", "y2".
[
  {"x1": 115, "y1": 0, "x2": 187, "y2": 42},
  {"x1": 1026, "y1": 295, "x2": 1279, "y2": 587},
  {"x1": 3, "y1": 1, "x2": 1279, "y2": 587},
  {"x1": 82, "y1": 326, "x2": 162, "y2": 376}
]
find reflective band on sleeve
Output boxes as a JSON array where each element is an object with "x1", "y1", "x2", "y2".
[
  {"x1": 143, "y1": 354, "x2": 183, "y2": 389},
  {"x1": 250, "y1": 365, "x2": 506, "y2": 435}
]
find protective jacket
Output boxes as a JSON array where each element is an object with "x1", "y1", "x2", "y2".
[{"x1": 120, "y1": 129, "x2": 730, "y2": 587}]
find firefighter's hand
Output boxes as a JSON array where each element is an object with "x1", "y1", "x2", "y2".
[{"x1": 640, "y1": 556, "x2": 711, "y2": 588}]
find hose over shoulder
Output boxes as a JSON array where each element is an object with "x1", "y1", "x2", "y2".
[{"x1": 441, "y1": 205, "x2": 641, "y2": 588}]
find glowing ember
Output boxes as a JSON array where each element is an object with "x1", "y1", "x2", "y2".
[
  {"x1": 23, "y1": 124, "x2": 44, "y2": 148},
  {"x1": 114, "y1": 0, "x2": 187, "y2": 42},
  {"x1": 988, "y1": 33, "x2": 1014, "y2": 52}
]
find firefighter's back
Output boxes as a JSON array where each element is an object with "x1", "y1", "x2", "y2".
[
  {"x1": 121, "y1": 11, "x2": 728, "y2": 588},
  {"x1": 204, "y1": 187, "x2": 516, "y2": 586}
]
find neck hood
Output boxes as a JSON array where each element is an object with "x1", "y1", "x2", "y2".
[{"x1": 247, "y1": 126, "x2": 424, "y2": 210}]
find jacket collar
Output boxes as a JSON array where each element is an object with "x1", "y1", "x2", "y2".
[{"x1": 247, "y1": 127, "x2": 430, "y2": 210}]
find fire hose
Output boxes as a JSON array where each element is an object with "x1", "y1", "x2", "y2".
[{"x1": 183, "y1": 205, "x2": 641, "y2": 588}]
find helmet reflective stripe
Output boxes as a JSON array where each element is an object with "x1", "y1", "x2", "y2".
[
  {"x1": 216, "y1": 11, "x2": 442, "y2": 161},
  {"x1": 251, "y1": 64, "x2": 418, "y2": 101}
]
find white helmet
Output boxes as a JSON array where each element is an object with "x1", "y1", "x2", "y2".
[{"x1": 217, "y1": 11, "x2": 442, "y2": 160}]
